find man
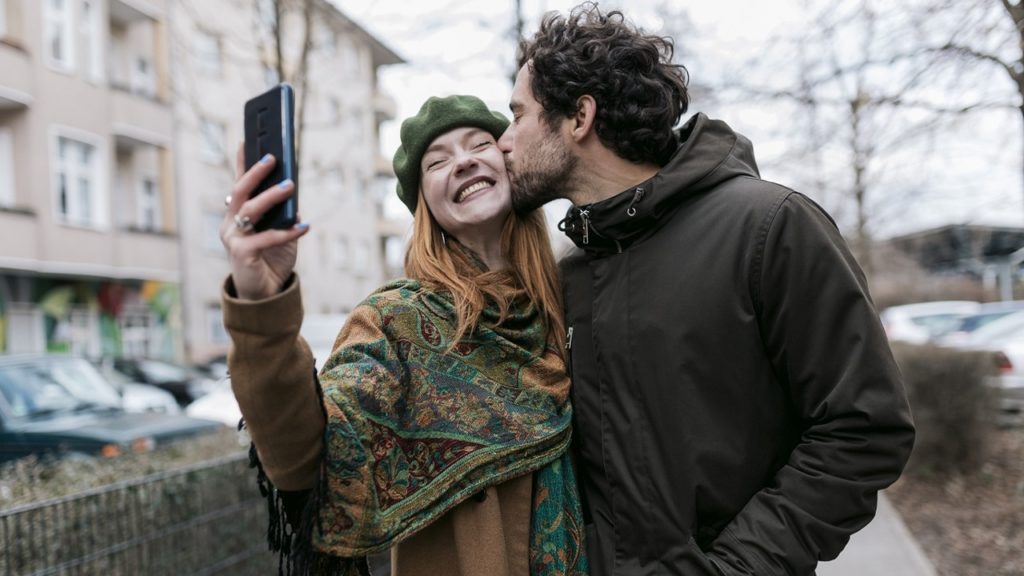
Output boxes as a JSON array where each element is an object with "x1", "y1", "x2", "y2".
[{"x1": 497, "y1": 4, "x2": 915, "y2": 575}]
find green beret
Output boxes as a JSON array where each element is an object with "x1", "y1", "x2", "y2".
[{"x1": 393, "y1": 95, "x2": 510, "y2": 213}]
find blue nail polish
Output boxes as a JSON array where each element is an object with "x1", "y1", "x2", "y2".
[
  {"x1": 260, "y1": 154, "x2": 273, "y2": 164},
  {"x1": 295, "y1": 222, "x2": 309, "y2": 230},
  {"x1": 278, "y1": 179, "x2": 293, "y2": 189}
]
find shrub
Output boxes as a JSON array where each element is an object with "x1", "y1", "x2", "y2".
[{"x1": 891, "y1": 342, "x2": 996, "y2": 475}]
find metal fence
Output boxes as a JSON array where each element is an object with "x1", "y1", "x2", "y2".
[{"x1": 0, "y1": 453, "x2": 278, "y2": 575}]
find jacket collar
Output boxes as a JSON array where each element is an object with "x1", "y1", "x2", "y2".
[{"x1": 559, "y1": 113, "x2": 760, "y2": 254}]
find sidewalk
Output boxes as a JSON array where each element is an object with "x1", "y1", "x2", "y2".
[{"x1": 817, "y1": 492, "x2": 937, "y2": 576}]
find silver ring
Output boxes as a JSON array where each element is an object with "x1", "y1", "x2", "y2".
[
  {"x1": 234, "y1": 214, "x2": 255, "y2": 233},
  {"x1": 224, "y1": 195, "x2": 232, "y2": 206}
]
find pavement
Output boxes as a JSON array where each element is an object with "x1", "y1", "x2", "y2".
[{"x1": 817, "y1": 491, "x2": 937, "y2": 576}]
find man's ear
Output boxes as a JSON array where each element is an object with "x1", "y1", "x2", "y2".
[{"x1": 570, "y1": 95, "x2": 597, "y2": 142}]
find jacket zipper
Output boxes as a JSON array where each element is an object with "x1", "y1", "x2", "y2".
[
  {"x1": 565, "y1": 326, "x2": 574, "y2": 377},
  {"x1": 626, "y1": 186, "x2": 645, "y2": 217},
  {"x1": 579, "y1": 209, "x2": 591, "y2": 245}
]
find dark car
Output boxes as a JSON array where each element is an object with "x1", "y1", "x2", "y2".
[
  {"x1": 0, "y1": 355, "x2": 222, "y2": 463},
  {"x1": 108, "y1": 357, "x2": 219, "y2": 407}
]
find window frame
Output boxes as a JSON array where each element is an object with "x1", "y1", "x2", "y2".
[
  {"x1": 193, "y1": 28, "x2": 222, "y2": 77},
  {"x1": 78, "y1": 0, "x2": 103, "y2": 82},
  {"x1": 136, "y1": 175, "x2": 160, "y2": 231},
  {"x1": 50, "y1": 126, "x2": 107, "y2": 229},
  {"x1": 43, "y1": 0, "x2": 75, "y2": 73},
  {"x1": 0, "y1": 127, "x2": 14, "y2": 207}
]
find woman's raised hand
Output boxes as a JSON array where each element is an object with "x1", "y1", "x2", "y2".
[{"x1": 220, "y1": 144, "x2": 310, "y2": 300}]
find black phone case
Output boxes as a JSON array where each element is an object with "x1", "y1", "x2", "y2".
[{"x1": 243, "y1": 83, "x2": 298, "y2": 231}]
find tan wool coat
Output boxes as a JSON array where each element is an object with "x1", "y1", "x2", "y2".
[{"x1": 223, "y1": 275, "x2": 532, "y2": 576}]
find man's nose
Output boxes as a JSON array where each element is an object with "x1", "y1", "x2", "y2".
[{"x1": 497, "y1": 127, "x2": 512, "y2": 153}]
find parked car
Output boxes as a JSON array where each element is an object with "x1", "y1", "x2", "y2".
[
  {"x1": 184, "y1": 314, "x2": 348, "y2": 427},
  {"x1": 879, "y1": 300, "x2": 980, "y2": 344},
  {"x1": 193, "y1": 354, "x2": 228, "y2": 381},
  {"x1": 935, "y1": 301, "x2": 1024, "y2": 347},
  {"x1": 0, "y1": 355, "x2": 221, "y2": 463},
  {"x1": 186, "y1": 380, "x2": 240, "y2": 427},
  {"x1": 91, "y1": 360, "x2": 182, "y2": 414},
  {"x1": 942, "y1": 310, "x2": 1024, "y2": 420},
  {"x1": 107, "y1": 357, "x2": 220, "y2": 407}
]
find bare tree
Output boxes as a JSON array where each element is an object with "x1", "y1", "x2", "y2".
[
  {"x1": 906, "y1": 0, "x2": 1022, "y2": 211},
  {"x1": 253, "y1": 0, "x2": 315, "y2": 160},
  {"x1": 719, "y1": 0, "x2": 1013, "y2": 275}
]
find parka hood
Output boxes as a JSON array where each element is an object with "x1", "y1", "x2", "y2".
[{"x1": 560, "y1": 113, "x2": 760, "y2": 253}]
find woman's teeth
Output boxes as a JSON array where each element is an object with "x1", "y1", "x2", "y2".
[{"x1": 457, "y1": 181, "x2": 490, "y2": 203}]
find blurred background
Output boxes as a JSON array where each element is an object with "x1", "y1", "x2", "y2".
[{"x1": 0, "y1": 1, "x2": 1020, "y2": 574}]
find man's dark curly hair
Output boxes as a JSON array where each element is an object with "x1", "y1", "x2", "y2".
[{"x1": 518, "y1": 3, "x2": 689, "y2": 167}]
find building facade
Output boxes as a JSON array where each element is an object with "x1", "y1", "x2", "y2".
[
  {"x1": 169, "y1": 0, "x2": 403, "y2": 362},
  {"x1": 0, "y1": 0, "x2": 404, "y2": 363},
  {"x1": 0, "y1": 0, "x2": 181, "y2": 359}
]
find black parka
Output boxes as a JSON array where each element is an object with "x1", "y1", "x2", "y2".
[{"x1": 559, "y1": 114, "x2": 915, "y2": 576}]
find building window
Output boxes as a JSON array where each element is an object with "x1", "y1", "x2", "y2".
[
  {"x1": 53, "y1": 134, "x2": 102, "y2": 227},
  {"x1": 0, "y1": 0, "x2": 8, "y2": 39},
  {"x1": 120, "y1": 308, "x2": 154, "y2": 358},
  {"x1": 0, "y1": 127, "x2": 13, "y2": 207},
  {"x1": 137, "y1": 177, "x2": 160, "y2": 231},
  {"x1": 256, "y1": 0, "x2": 276, "y2": 28},
  {"x1": 78, "y1": 0, "x2": 102, "y2": 81},
  {"x1": 334, "y1": 237, "x2": 349, "y2": 270},
  {"x1": 326, "y1": 167, "x2": 343, "y2": 198},
  {"x1": 263, "y1": 64, "x2": 279, "y2": 87},
  {"x1": 131, "y1": 56, "x2": 155, "y2": 97},
  {"x1": 193, "y1": 29, "x2": 221, "y2": 76},
  {"x1": 199, "y1": 119, "x2": 225, "y2": 164},
  {"x1": 44, "y1": 0, "x2": 74, "y2": 71},
  {"x1": 205, "y1": 210, "x2": 224, "y2": 253},
  {"x1": 352, "y1": 239, "x2": 370, "y2": 276},
  {"x1": 206, "y1": 304, "x2": 228, "y2": 345}
]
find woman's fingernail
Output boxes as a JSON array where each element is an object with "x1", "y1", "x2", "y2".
[
  {"x1": 278, "y1": 179, "x2": 293, "y2": 189},
  {"x1": 295, "y1": 222, "x2": 309, "y2": 230},
  {"x1": 260, "y1": 154, "x2": 273, "y2": 164}
]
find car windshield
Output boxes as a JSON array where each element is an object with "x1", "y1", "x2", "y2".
[
  {"x1": 0, "y1": 358, "x2": 121, "y2": 419},
  {"x1": 136, "y1": 359, "x2": 190, "y2": 383},
  {"x1": 910, "y1": 314, "x2": 968, "y2": 337}
]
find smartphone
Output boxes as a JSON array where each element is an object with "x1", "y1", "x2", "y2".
[{"x1": 243, "y1": 83, "x2": 298, "y2": 231}]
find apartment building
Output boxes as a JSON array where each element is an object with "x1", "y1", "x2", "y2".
[
  {"x1": 170, "y1": 0, "x2": 403, "y2": 362},
  {"x1": 0, "y1": 0, "x2": 404, "y2": 363},
  {"x1": 0, "y1": 0, "x2": 181, "y2": 358}
]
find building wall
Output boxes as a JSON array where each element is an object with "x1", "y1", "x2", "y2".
[
  {"x1": 0, "y1": 0, "x2": 181, "y2": 359},
  {"x1": 171, "y1": 0, "x2": 402, "y2": 361}
]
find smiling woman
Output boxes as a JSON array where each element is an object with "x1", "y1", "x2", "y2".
[
  {"x1": 220, "y1": 94, "x2": 584, "y2": 575},
  {"x1": 418, "y1": 127, "x2": 512, "y2": 261}
]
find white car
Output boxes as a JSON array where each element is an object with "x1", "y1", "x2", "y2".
[
  {"x1": 184, "y1": 314, "x2": 350, "y2": 427},
  {"x1": 945, "y1": 309, "x2": 1024, "y2": 422},
  {"x1": 880, "y1": 301, "x2": 980, "y2": 344},
  {"x1": 185, "y1": 379, "x2": 239, "y2": 427}
]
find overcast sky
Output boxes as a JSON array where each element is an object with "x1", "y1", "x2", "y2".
[{"x1": 330, "y1": 0, "x2": 1022, "y2": 239}]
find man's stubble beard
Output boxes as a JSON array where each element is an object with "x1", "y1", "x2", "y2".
[{"x1": 509, "y1": 132, "x2": 579, "y2": 214}]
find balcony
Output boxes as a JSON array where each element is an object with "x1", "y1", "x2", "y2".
[
  {"x1": 0, "y1": 41, "x2": 31, "y2": 110},
  {"x1": 110, "y1": 89, "x2": 172, "y2": 147},
  {"x1": 373, "y1": 92, "x2": 397, "y2": 125}
]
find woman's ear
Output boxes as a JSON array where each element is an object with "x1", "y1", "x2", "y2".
[{"x1": 570, "y1": 95, "x2": 598, "y2": 142}]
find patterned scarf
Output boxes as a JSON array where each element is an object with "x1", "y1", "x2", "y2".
[{"x1": 269, "y1": 265, "x2": 587, "y2": 575}]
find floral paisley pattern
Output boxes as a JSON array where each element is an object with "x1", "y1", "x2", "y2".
[{"x1": 311, "y1": 278, "x2": 587, "y2": 575}]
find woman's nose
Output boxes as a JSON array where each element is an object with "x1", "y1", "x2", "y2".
[{"x1": 452, "y1": 150, "x2": 479, "y2": 174}]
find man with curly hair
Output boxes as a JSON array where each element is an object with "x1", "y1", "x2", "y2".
[{"x1": 497, "y1": 3, "x2": 916, "y2": 575}]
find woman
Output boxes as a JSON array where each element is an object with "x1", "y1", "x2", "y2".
[{"x1": 220, "y1": 95, "x2": 587, "y2": 576}]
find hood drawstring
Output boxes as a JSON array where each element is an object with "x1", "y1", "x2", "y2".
[{"x1": 626, "y1": 187, "x2": 645, "y2": 217}]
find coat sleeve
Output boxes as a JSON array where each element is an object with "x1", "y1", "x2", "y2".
[
  {"x1": 706, "y1": 192, "x2": 916, "y2": 576},
  {"x1": 223, "y1": 273, "x2": 324, "y2": 491}
]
